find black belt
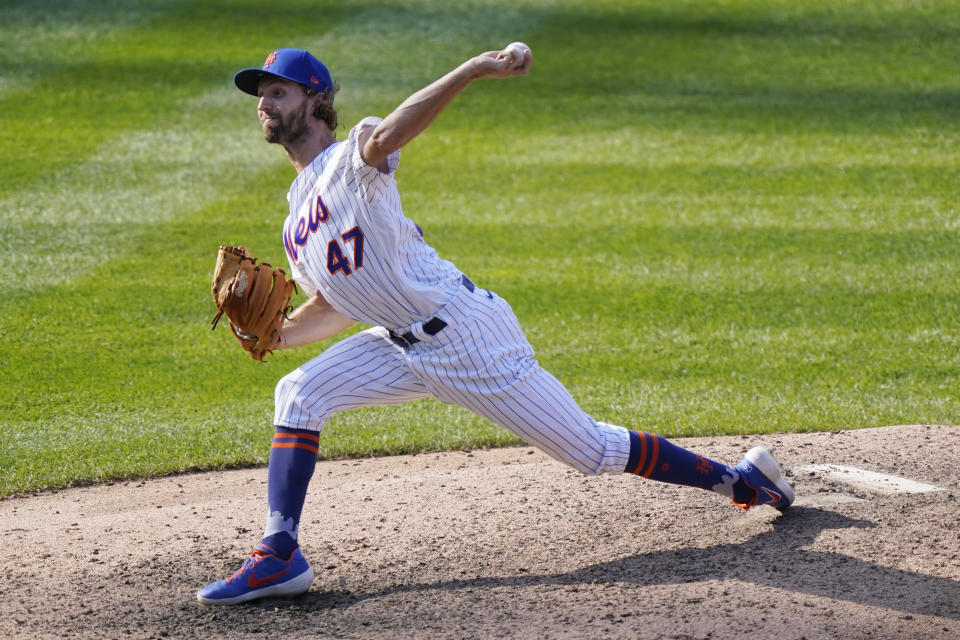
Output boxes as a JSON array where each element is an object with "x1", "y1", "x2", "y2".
[{"x1": 388, "y1": 275, "x2": 476, "y2": 346}]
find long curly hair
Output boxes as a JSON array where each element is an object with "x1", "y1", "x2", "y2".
[{"x1": 305, "y1": 83, "x2": 339, "y2": 133}]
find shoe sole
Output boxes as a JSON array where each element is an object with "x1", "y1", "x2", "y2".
[
  {"x1": 197, "y1": 566, "x2": 315, "y2": 606},
  {"x1": 744, "y1": 447, "x2": 795, "y2": 508}
]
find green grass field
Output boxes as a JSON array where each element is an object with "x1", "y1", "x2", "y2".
[{"x1": 1, "y1": 0, "x2": 957, "y2": 497}]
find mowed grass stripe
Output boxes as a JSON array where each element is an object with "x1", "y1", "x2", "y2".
[
  {"x1": 0, "y1": 0, "x2": 360, "y2": 191},
  {"x1": 0, "y1": 117, "x2": 277, "y2": 294},
  {"x1": 0, "y1": 0, "x2": 174, "y2": 95}
]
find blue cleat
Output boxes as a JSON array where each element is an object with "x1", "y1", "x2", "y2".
[
  {"x1": 197, "y1": 543, "x2": 314, "y2": 605},
  {"x1": 734, "y1": 446, "x2": 795, "y2": 511}
]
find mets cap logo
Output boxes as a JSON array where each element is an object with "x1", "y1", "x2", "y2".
[
  {"x1": 263, "y1": 50, "x2": 279, "y2": 69},
  {"x1": 310, "y1": 75, "x2": 320, "y2": 86}
]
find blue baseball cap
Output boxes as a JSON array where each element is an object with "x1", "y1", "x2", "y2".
[{"x1": 234, "y1": 48, "x2": 333, "y2": 96}]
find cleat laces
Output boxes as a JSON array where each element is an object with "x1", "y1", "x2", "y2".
[{"x1": 224, "y1": 548, "x2": 269, "y2": 585}]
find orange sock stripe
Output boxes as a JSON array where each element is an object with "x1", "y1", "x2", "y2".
[
  {"x1": 273, "y1": 432, "x2": 320, "y2": 443},
  {"x1": 631, "y1": 432, "x2": 648, "y2": 475},
  {"x1": 641, "y1": 433, "x2": 660, "y2": 478},
  {"x1": 270, "y1": 442, "x2": 319, "y2": 455}
]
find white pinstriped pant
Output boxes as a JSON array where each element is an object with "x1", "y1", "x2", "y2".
[{"x1": 274, "y1": 281, "x2": 632, "y2": 475}]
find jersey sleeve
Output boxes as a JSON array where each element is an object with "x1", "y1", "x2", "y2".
[{"x1": 349, "y1": 116, "x2": 401, "y2": 203}]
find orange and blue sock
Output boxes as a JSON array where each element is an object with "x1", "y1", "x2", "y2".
[
  {"x1": 626, "y1": 430, "x2": 754, "y2": 504},
  {"x1": 261, "y1": 426, "x2": 319, "y2": 558}
]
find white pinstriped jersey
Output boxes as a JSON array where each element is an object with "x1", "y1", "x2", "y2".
[
  {"x1": 274, "y1": 119, "x2": 632, "y2": 478},
  {"x1": 282, "y1": 116, "x2": 462, "y2": 330}
]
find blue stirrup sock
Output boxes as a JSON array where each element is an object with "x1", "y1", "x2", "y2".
[
  {"x1": 261, "y1": 426, "x2": 319, "y2": 559},
  {"x1": 626, "y1": 430, "x2": 755, "y2": 504}
]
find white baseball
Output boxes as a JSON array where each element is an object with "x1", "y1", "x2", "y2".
[{"x1": 502, "y1": 41, "x2": 531, "y2": 69}]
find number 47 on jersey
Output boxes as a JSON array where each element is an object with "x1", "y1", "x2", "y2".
[{"x1": 327, "y1": 226, "x2": 364, "y2": 276}]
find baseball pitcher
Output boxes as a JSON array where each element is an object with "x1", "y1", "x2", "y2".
[{"x1": 197, "y1": 45, "x2": 794, "y2": 605}]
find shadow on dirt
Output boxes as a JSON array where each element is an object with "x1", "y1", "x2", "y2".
[{"x1": 279, "y1": 506, "x2": 959, "y2": 620}]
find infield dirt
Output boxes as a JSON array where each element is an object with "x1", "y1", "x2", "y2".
[{"x1": 3, "y1": 424, "x2": 958, "y2": 639}]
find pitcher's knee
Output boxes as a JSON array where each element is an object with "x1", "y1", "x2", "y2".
[
  {"x1": 274, "y1": 371, "x2": 302, "y2": 409},
  {"x1": 273, "y1": 372, "x2": 331, "y2": 431}
]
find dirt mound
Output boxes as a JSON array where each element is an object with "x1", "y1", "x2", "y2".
[{"x1": 3, "y1": 425, "x2": 958, "y2": 639}]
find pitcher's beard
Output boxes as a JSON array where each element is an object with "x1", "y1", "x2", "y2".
[{"x1": 263, "y1": 102, "x2": 310, "y2": 146}]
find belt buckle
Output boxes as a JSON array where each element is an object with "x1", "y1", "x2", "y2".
[{"x1": 388, "y1": 330, "x2": 414, "y2": 347}]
